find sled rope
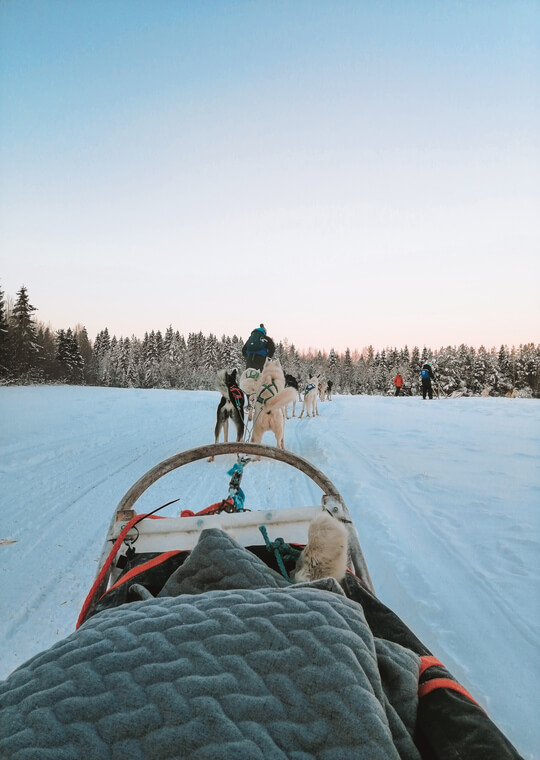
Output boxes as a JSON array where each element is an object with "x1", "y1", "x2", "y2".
[
  {"x1": 227, "y1": 456, "x2": 250, "y2": 510},
  {"x1": 258, "y1": 525, "x2": 302, "y2": 582}
]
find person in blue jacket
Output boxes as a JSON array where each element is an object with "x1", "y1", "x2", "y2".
[
  {"x1": 242, "y1": 324, "x2": 275, "y2": 371},
  {"x1": 420, "y1": 362, "x2": 435, "y2": 399}
]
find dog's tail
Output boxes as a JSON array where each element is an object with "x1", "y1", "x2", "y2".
[{"x1": 263, "y1": 386, "x2": 298, "y2": 413}]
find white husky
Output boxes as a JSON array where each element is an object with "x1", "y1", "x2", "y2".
[
  {"x1": 293, "y1": 511, "x2": 349, "y2": 582},
  {"x1": 239, "y1": 367, "x2": 262, "y2": 421},
  {"x1": 251, "y1": 358, "x2": 297, "y2": 449},
  {"x1": 299, "y1": 376, "x2": 319, "y2": 418}
]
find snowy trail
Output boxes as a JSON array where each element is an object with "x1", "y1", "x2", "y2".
[
  {"x1": 273, "y1": 398, "x2": 539, "y2": 757},
  {"x1": 1, "y1": 386, "x2": 538, "y2": 759}
]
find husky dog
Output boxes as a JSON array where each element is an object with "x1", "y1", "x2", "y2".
[
  {"x1": 239, "y1": 367, "x2": 261, "y2": 396},
  {"x1": 251, "y1": 358, "x2": 297, "y2": 449},
  {"x1": 318, "y1": 379, "x2": 328, "y2": 402},
  {"x1": 284, "y1": 373, "x2": 301, "y2": 418},
  {"x1": 299, "y1": 376, "x2": 319, "y2": 418},
  {"x1": 293, "y1": 511, "x2": 349, "y2": 583},
  {"x1": 326, "y1": 380, "x2": 333, "y2": 401},
  {"x1": 209, "y1": 369, "x2": 245, "y2": 461},
  {"x1": 239, "y1": 367, "x2": 261, "y2": 421}
]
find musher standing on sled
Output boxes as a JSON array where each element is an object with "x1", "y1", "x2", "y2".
[
  {"x1": 420, "y1": 362, "x2": 435, "y2": 399},
  {"x1": 242, "y1": 324, "x2": 275, "y2": 371}
]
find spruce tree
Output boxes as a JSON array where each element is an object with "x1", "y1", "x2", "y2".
[
  {"x1": 11, "y1": 286, "x2": 39, "y2": 377},
  {"x1": 341, "y1": 348, "x2": 353, "y2": 393},
  {"x1": 75, "y1": 326, "x2": 94, "y2": 383},
  {"x1": 36, "y1": 324, "x2": 57, "y2": 380},
  {"x1": 0, "y1": 285, "x2": 9, "y2": 377}
]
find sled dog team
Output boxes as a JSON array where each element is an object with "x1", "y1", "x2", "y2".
[{"x1": 212, "y1": 358, "x2": 333, "y2": 451}]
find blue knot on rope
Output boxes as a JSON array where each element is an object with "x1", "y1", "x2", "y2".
[
  {"x1": 258, "y1": 525, "x2": 302, "y2": 582},
  {"x1": 227, "y1": 460, "x2": 247, "y2": 510}
]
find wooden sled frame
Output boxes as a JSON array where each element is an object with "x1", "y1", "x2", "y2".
[{"x1": 87, "y1": 442, "x2": 374, "y2": 621}]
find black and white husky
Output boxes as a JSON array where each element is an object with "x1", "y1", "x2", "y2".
[{"x1": 209, "y1": 369, "x2": 245, "y2": 460}]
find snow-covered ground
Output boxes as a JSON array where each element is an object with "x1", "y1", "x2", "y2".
[{"x1": 1, "y1": 386, "x2": 538, "y2": 758}]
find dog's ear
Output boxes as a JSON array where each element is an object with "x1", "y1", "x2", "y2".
[{"x1": 230, "y1": 369, "x2": 237, "y2": 382}]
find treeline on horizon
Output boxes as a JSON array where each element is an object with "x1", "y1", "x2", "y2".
[{"x1": 1, "y1": 284, "x2": 538, "y2": 397}]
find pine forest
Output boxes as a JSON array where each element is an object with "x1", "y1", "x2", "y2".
[{"x1": 1, "y1": 284, "x2": 538, "y2": 398}]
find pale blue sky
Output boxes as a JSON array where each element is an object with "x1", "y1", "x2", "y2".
[{"x1": 1, "y1": 0, "x2": 538, "y2": 352}]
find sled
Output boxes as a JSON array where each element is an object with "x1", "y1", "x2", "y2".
[
  {"x1": 78, "y1": 442, "x2": 374, "y2": 625},
  {"x1": 2, "y1": 442, "x2": 522, "y2": 760}
]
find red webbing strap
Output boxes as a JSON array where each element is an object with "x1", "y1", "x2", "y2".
[
  {"x1": 419, "y1": 678, "x2": 482, "y2": 709},
  {"x1": 180, "y1": 499, "x2": 234, "y2": 518},
  {"x1": 419, "y1": 655, "x2": 484, "y2": 710},
  {"x1": 419, "y1": 655, "x2": 444, "y2": 676},
  {"x1": 76, "y1": 513, "x2": 150, "y2": 629},
  {"x1": 103, "y1": 550, "x2": 183, "y2": 596}
]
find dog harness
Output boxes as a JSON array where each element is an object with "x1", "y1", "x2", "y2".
[
  {"x1": 305, "y1": 383, "x2": 316, "y2": 394},
  {"x1": 229, "y1": 384, "x2": 244, "y2": 412},
  {"x1": 256, "y1": 380, "x2": 279, "y2": 405}
]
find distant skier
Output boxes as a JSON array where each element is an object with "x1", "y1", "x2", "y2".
[
  {"x1": 393, "y1": 373, "x2": 403, "y2": 396},
  {"x1": 242, "y1": 324, "x2": 275, "y2": 371},
  {"x1": 420, "y1": 363, "x2": 435, "y2": 400}
]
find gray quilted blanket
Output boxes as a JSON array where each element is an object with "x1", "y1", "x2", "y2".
[{"x1": 0, "y1": 529, "x2": 421, "y2": 760}]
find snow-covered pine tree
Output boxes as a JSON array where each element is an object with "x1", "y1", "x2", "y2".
[
  {"x1": 74, "y1": 326, "x2": 94, "y2": 384},
  {"x1": 163, "y1": 326, "x2": 174, "y2": 360},
  {"x1": 94, "y1": 328, "x2": 111, "y2": 358},
  {"x1": 373, "y1": 350, "x2": 389, "y2": 394},
  {"x1": 341, "y1": 348, "x2": 353, "y2": 394},
  {"x1": 127, "y1": 336, "x2": 143, "y2": 388},
  {"x1": 11, "y1": 286, "x2": 40, "y2": 379},
  {"x1": 498, "y1": 345, "x2": 511, "y2": 392},
  {"x1": 155, "y1": 330, "x2": 164, "y2": 361},
  {"x1": 515, "y1": 343, "x2": 538, "y2": 396},
  {"x1": 202, "y1": 334, "x2": 219, "y2": 388},
  {"x1": 65, "y1": 328, "x2": 84, "y2": 382},
  {"x1": 142, "y1": 331, "x2": 160, "y2": 388},
  {"x1": 409, "y1": 347, "x2": 421, "y2": 394},
  {"x1": 327, "y1": 348, "x2": 338, "y2": 374},
  {"x1": 0, "y1": 285, "x2": 10, "y2": 378},
  {"x1": 35, "y1": 324, "x2": 57, "y2": 380},
  {"x1": 472, "y1": 345, "x2": 491, "y2": 394},
  {"x1": 435, "y1": 346, "x2": 459, "y2": 395}
]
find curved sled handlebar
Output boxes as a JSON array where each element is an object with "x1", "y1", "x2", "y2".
[
  {"x1": 116, "y1": 442, "x2": 346, "y2": 514},
  {"x1": 109, "y1": 442, "x2": 374, "y2": 595}
]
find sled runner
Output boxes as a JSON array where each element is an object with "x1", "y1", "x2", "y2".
[{"x1": 0, "y1": 443, "x2": 523, "y2": 760}]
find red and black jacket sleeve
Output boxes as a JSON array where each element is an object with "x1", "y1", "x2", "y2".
[{"x1": 342, "y1": 573, "x2": 523, "y2": 760}]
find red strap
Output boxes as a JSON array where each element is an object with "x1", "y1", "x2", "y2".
[
  {"x1": 103, "y1": 550, "x2": 183, "y2": 596},
  {"x1": 418, "y1": 677, "x2": 482, "y2": 709},
  {"x1": 181, "y1": 499, "x2": 234, "y2": 518},
  {"x1": 419, "y1": 655, "x2": 444, "y2": 676},
  {"x1": 76, "y1": 513, "x2": 150, "y2": 629}
]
